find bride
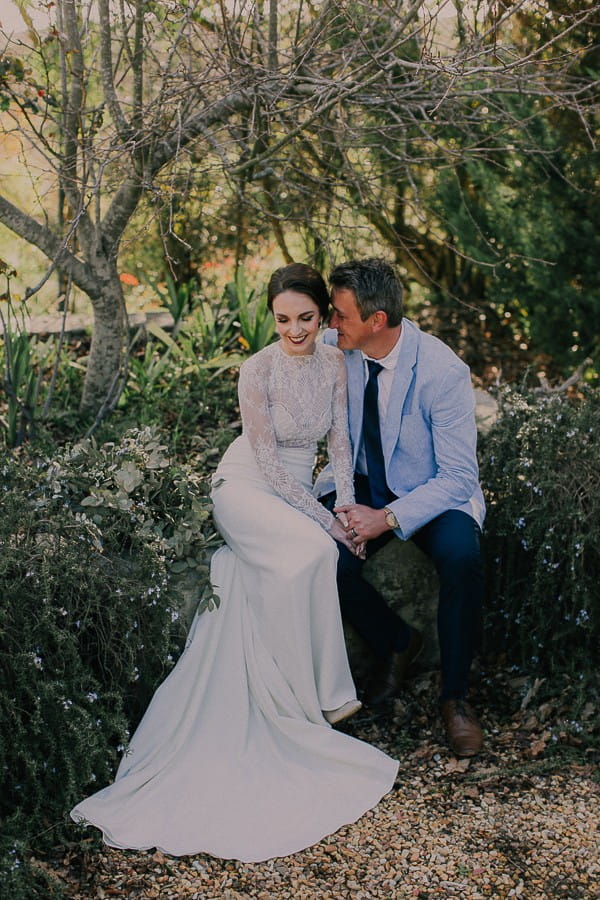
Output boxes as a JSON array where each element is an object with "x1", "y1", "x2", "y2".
[{"x1": 71, "y1": 263, "x2": 398, "y2": 862}]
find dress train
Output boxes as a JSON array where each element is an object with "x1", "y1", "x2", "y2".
[{"x1": 71, "y1": 439, "x2": 398, "y2": 861}]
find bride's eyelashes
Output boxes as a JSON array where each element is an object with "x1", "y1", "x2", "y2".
[{"x1": 275, "y1": 313, "x2": 317, "y2": 324}]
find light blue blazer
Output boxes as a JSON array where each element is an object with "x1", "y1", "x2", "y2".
[{"x1": 313, "y1": 319, "x2": 486, "y2": 540}]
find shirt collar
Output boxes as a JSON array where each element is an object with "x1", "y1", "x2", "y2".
[{"x1": 361, "y1": 329, "x2": 403, "y2": 371}]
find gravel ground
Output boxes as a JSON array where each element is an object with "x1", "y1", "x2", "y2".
[{"x1": 53, "y1": 668, "x2": 598, "y2": 899}]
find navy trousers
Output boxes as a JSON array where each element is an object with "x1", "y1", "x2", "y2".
[{"x1": 322, "y1": 476, "x2": 484, "y2": 699}]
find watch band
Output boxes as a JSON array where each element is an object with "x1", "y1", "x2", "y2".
[{"x1": 384, "y1": 507, "x2": 398, "y2": 529}]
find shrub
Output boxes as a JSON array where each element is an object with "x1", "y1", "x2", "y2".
[
  {"x1": 0, "y1": 845, "x2": 68, "y2": 900},
  {"x1": 479, "y1": 385, "x2": 599, "y2": 682},
  {"x1": 0, "y1": 427, "x2": 221, "y2": 892},
  {"x1": 112, "y1": 333, "x2": 241, "y2": 459}
]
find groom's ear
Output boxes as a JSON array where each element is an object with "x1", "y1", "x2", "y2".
[{"x1": 371, "y1": 310, "x2": 388, "y2": 332}]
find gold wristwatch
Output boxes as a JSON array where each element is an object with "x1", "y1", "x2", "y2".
[{"x1": 383, "y1": 507, "x2": 399, "y2": 529}]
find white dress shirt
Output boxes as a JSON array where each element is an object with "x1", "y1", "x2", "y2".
[{"x1": 356, "y1": 330, "x2": 404, "y2": 476}]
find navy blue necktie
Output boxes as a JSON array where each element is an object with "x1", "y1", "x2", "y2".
[{"x1": 363, "y1": 360, "x2": 389, "y2": 508}]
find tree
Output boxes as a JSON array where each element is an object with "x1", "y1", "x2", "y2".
[
  {"x1": 1, "y1": 0, "x2": 258, "y2": 415},
  {"x1": 1, "y1": 0, "x2": 598, "y2": 418},
  {"x1": 288, "y1": 2, "x2": 599, "y2": 286},
  {"x1": 428, "y1": 1, "x2": 600, "y2": 371},
  {"x1": 302, "y1": 2, "x2": 599, "y2": 373}
]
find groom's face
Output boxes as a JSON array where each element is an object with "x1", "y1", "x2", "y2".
[{"x1": 330, "y1": 288, "x2": 374, "y2": 352}]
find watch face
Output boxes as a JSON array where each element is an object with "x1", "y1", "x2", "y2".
[{"x1": 386, "y1": 510, "x2": 398, "y2": 528}]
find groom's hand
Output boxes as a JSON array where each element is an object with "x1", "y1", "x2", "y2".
[{"x1": 334, "y1": 503, "x2": 388, "y2": 543}]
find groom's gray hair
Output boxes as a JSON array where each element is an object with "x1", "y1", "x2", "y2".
[{"x1": 329, "y1": 258, "x2": 403, "y2": 327}]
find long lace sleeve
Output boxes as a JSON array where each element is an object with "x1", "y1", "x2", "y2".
[
  {"x1": 327, "y1": 352, "x2": 355, "y2": 507},
  {"x1": 238, "y1": 358, "x2": 336, "y2": 532}
]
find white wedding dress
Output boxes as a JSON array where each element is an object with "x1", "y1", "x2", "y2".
[{"x1": 71, "y1": 340, "x2": 398, "y2": 862}]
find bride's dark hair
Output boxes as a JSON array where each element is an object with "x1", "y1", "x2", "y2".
[{"x1": 267, "y1": 263, "x2": 330, "y2": 320}]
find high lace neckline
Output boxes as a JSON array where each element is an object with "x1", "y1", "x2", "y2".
[{"x1": 276, "y1": 340, "x2": 318, "y2": 360}]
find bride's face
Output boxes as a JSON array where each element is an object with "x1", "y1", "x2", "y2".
[{"x1": 272, "y1": 290, "x2": 321, "y2": 356}]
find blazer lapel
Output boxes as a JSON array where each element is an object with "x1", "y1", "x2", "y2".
[
  {"x1": 382, "y1": 320, "x2": 418, "y2": 463},
  {"x1": 346, "y1": 351, "x2": 365, "y2": 467}
]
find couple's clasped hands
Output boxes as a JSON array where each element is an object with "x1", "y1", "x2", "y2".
[{"x1": 331, "y1": 503, "x2": 387, "y2": 558}]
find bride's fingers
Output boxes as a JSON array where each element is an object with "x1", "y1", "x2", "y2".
[{"x1": 330, "y1": 519, "x2": 363, "y2": 556}]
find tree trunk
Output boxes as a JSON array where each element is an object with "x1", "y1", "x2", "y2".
[{"x1": 81, "y1": 263, "x2": 126, "y2": 415}]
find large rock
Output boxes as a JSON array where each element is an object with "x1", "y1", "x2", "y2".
[
  {"x1": 473, "y1": 387, "x2": 499, "y2": 435},
  {"x1": 344, "y1": 539, "x2": 440, "y2": 680}
]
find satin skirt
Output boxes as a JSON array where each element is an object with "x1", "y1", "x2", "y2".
[{"x1": 71, "y1": 436, "x2": 398, "y2": 862}]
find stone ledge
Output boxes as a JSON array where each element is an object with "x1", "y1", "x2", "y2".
[
  {"x1": 345, "y1": 539, "x2": 440, "y2": 680},
  {"x1": 21, "y1": 310, "x2": 174, "y2": 337}
]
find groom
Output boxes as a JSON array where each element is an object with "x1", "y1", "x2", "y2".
[{"x1": 315, "y1": 258, "x2": 486, "y2": 757}]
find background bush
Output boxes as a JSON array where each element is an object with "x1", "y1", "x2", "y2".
[
  {"x1": 0, "y1": 427, "x2": 221, "y2": 895},
  {"x1": 480, "y1": 384, "x2": 599, "y2": 684}
]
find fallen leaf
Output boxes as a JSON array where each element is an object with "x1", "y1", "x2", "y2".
[
  {"x1": 445, "y1": 757, "x2": 471, "y2": 774},
  {"x1": 528, "y1": 739, "x2": 547, "y2": 757}
]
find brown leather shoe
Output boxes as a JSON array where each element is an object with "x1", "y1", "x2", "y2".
[
  {"x1": 441, "y1": 698, "x2": 483, "y2": 757},
  {"x1": 363, "y1": 628, "x2": 424, "y2": 706}
]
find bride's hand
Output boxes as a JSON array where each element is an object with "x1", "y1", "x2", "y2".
[
  {"x1": 329, "y1": 517, "x2": 361, "y2": 555},
  {"x1": 355, "y1": 541, "x2": 367, "y2": 560}
]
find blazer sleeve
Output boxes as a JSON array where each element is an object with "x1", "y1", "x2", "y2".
[{"x1": 387, "y1": 363, "x2": 480, "y2": 539}]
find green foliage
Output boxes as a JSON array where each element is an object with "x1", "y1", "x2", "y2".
[
  {"x1": 423, "y1": 5, "x2": 600, "y2": 375},
  {"x1": 433, "y1": 138, "x2": 600, "y2": 373},
  {"x1": 70, "y1": 427, "x2": 221, "y2": 612},
  {"x1": 121, "y1": 268, "x2": 269, "y2": 444},
  {"x1": 0, "y1": 427, "x2": 221, "y2": 892},
  {"x1": 145, "y1": 273, "x2": 201, "y2": 333},
  {"x1": 0, "y1": 264, "x2": 96, "y2": 450},
  {"x1": 181, "y1": 297, "x2": 243, "y2": 368},
  {"x1": 1, "y1": 845, "x2": 67, "y2": 900},
  {"x1": 1, "y1": 308, "x2": 38, "y2": 446},
  {"x1": 120, "y1": 325, "x2": 241, "y2": 458},
  {"x1": 0, "y1": 303, "x2": 242, "y2": 459},
  {"x1": 224, "y1": 268, "x2": 275, "y2": 354},
  {"x1": 480, "y1": 385, "x2": 599, "y2": 679},
  {"x1": 0, "y1": 268, "x2": 49, "y2": 447}
]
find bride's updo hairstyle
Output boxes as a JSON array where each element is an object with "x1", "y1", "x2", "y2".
[{"x1": 267, "y1": 263, "x2": 330, "y2": 321}]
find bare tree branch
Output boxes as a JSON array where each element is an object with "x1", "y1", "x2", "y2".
[{"x1": 0, "y1": 193, "x2": 95, "y2": 294}]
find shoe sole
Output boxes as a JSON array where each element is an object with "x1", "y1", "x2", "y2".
[
  {"x1": 324, "y1": 700, "x2": 363, "y2": 725},
  {"x1": 449, "y1": 744, "x2": 482, "y2": 758}
]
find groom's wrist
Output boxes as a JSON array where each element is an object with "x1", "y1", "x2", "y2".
[{"x1": 383, "y1": 507, "x2": 399, "y2": 530}]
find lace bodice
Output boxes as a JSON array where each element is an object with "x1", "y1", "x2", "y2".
[{"x1": 238, "y1": 340, "x2": 355, "y2": 531}]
